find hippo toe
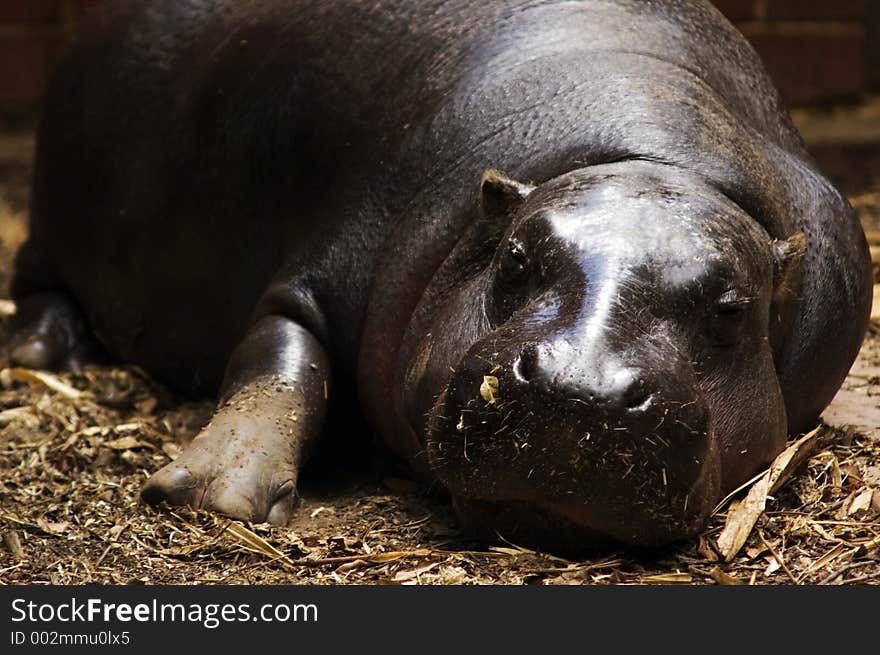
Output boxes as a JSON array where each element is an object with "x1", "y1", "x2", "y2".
[{"x1": 141, "y1": 413, "x2": 300, "y2": 525}]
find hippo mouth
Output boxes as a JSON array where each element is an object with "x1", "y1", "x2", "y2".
[
  {"x1": 445, "y1": 463, "x2": 720, "y2": 550},
  {"x1": 424, "y1": 377, "x2": 721, "y2": 549}
]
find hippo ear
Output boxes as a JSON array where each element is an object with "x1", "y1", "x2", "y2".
[
  {"x1": 480, "y1": 169, "x2": 535, "y2": 227},
  {"x1": 771, "y1": 232, "x2": 807, "y2": 298}
]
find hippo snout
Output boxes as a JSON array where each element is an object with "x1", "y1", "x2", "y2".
[
  {"x1": 513, "y1": 343, "x2": 656, "y2": 412},
  {"x1": 425, "y1": 342, "x2": 721, "y2": 547}
]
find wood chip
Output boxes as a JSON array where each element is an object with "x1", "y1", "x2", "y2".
[
  {"x1": 61, "y1": 426, "x2": 106, "y2": 450},
  {"x1": 0, "y1": 406, "x2": 39, "y2": 429},
  {"x1": 3, "y1": 530, "x2": 24, "y2": 560},
  {"x1": 221, "y1": 521, "x2": 297, "y2": 567},
  {"x1": 36, "y1": 518, "x2": 70, "y2": 536},
  {"x1": 104, "y1": 436, "x2": 151, "y2": 450},
  {"x1": 113, "y1": 422, "x2": 149, "y2": 433}
]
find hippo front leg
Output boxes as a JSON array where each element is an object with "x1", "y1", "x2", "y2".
[
  {"x1": 2, "y1": 291, "x2": 100, "y2": 371},
  {"x1": 141, "y1": 315, "x2": 329, "y2": 525}
]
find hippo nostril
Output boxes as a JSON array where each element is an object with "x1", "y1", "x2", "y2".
[
  {"x1": 513, "y1": 348, "x2": 536, "y2": 383},
  {"x1": 513, "y1": 355, "x2": 532, "y2": 382},
  {"x1": 624, "y1": 384, "x2": 653, "y2": 411}
]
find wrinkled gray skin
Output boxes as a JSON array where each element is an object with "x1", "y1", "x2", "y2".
[{"x1": 4, "y1": 0, "x2": 871, "y2": 548}]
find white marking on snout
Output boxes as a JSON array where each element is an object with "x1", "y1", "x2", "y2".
[{"x1": 581, "y1": 274, "x2": 619, "y2": 346}]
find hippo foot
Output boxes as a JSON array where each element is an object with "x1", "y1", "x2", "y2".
[
  {"x1": 141, "y1": 412, "x2": 300, "y2": 525},
  {"x1": 2, "y1": 291, "x2": 100, "y2": 371}
]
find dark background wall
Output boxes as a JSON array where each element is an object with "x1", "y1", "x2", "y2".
[
  {"x1": 715, "y1": 0, "x2": 878, "y2": 104},
  {"x1": 0, "y1": 1, "x2": 100, "y2": 119},
  {"x1": 0, "y1": 0, "x2": 878, "y2": 116}
]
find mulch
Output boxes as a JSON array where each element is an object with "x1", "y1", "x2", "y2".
[{"x1": 0, "y1": 359, "x2": 877, "y2": 585}]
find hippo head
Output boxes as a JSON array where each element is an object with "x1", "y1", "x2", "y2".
[{"x1": 401, "y1": 161, "x2": 804, "y2": 549}]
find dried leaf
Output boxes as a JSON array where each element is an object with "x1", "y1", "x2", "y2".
[
  {"x1": 5, "y1": 368, "x2": 85, "y2": 400},
  {"x1": 640, "y1": 573, "x2": 693, "y2": 584},
  {"x1": 709, "y1": 566, "x2": 744, "y2": 585},
  {"x1": 392, "y1": 562, "x2": 440, "y2": 582},
  {"x1": 840, "y1": 462, "x2": 863, "y2": 486},
  {"x1": 763, "y1": 556, "x2": 781, "y2": 576},
  {"x1": 488, "y1": 545, "x2": 541, "y2": 557},
  {"x1": 718, "y1": 486, "x2": 771, "y2": 563},
  {"x1": 335, "y1": 559, "x2": 367, "y2": 574},
  {"x1": 745, "y1": 545, "x2": 768, "y2": 560},
  {"x1": 697, "y1": 535, "x2": 719, "y2": 561},
  {"x1": 828, "y1": 452, "x2": 842, "y2": 488},
  {"x1": 363, "y1": 548, "x2": 433, "y2": 564},
  {"x1": 845, "y1": 488, "x2": 875, "y2": 516},
  {"x1": 802, "y1": 543, "x2": 853, "y2": 578},
  {"x1": 768, "y1": 427, "x2": 825, "y2": 495},
  {"x1": 863, "y1": 466, "x2": 880, "y2": 487},
  {"x1": 716, "y1": 427, "x2": 823, "y2": 561},
  {"x1": 480, "y1": 375, "x2": 499, "y2": 404}
]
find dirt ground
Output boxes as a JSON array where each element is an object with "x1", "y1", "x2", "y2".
[{"x1": 1, "y1": 107, "x2": 879, "y2": 586}]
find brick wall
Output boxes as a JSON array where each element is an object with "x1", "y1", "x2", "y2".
[
  {"x1": 715, "y1": 0, "x2": 876, "y2": 105},
  {"x1": 0, "y1": 0, "x2": 876, "y2": 114},
  {"x1": 0, "y1": 0, "x2": 99, "y2": 119}
]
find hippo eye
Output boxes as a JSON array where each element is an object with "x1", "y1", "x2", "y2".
[
  {"x1": 710, "y1": 289, "x2": 752, "y2": 346},
  {"x1": 498, "y1": 239, "x2": 530, "y2": 289},
  {"x1": 716, "y1": 289, "x2": 752, "y2": 314}
]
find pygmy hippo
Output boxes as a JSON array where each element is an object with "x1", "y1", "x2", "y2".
[{"x1": 3, "y1": 0, "x2": 871, "y2": 548}]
